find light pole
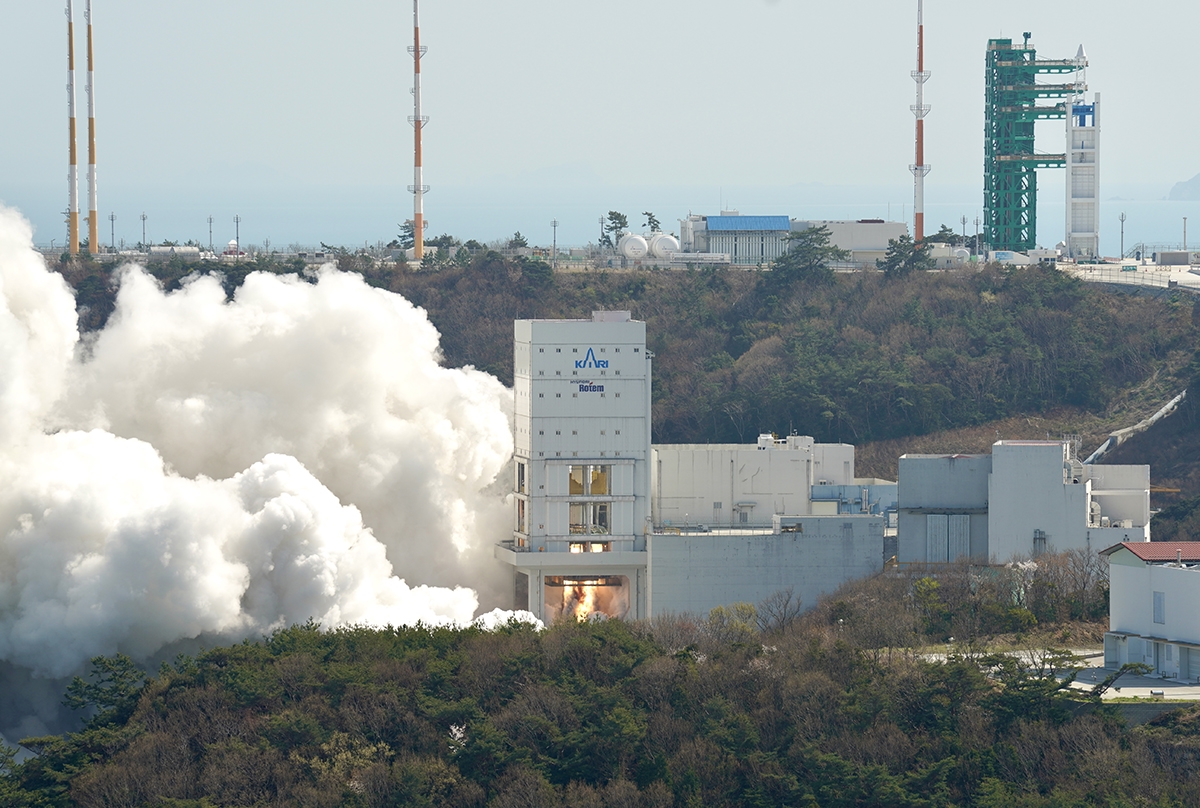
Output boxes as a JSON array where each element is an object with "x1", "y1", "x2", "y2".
[
  {"x1": 109, "y1": 212, "x2": 115, "y2": 251},
  {"x1": 973, "y1": 217, "x2": 980, "y2": 257},
  {"x1": 551, "y1": 219, "x2": 559, "y2": 269},
  {"x1": 234, "y1": 215, "x2": 241, "y2": 260},
  {"x1": 207, "y1": 216, "x2": 214, "y2": 253},
  {"x1": 1185, "y1": 217, "x2": 1189, "y2": 252},
  {"x1": 140, "y1": 212, "x2": 147, "y2": 249},
  {"x1": 598, "y1": 216, "x2": 605, "y2": 254},
  {"x1": 961, "y1": 215, "x2": 967, "y2": 247},
  {"x1": 1119, "y1": 212, "x2": 1126, "y2": 259}
]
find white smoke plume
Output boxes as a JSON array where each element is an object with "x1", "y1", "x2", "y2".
[{"x1": 0, "y1": 205, "x2": 521, "y2": 713}]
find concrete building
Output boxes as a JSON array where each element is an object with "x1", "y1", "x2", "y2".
[
  {"x1": 898, "y1": 440, "x2": 1149, "y2": 564},
  {"x1": 648, "y1": 516, "x2": 885, "y2": 618},
  {"x1": 497, "y1": 311, "x2": 653, "y2": 621},
  {"x1": 497, "y1": 313, "x2": 891, "y2": 622},
  {"x1": 791, "y1": 219, "x2": 909, "y2": 266},
  {"x1": 1102, "y1": 542, "x2": 1200, "y2": 679},
  {"x1": 652, "y1": 435, "x2": 856, "y2": 528}
]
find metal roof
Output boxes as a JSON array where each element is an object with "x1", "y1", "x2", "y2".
[
  {"x1": 1100, "y1": 542, "x2": 1200, "y2": 562},
  {"x1": 705, "y1": 215, "x2": 791, "y2": 232}
]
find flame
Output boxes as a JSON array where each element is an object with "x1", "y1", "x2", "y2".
[{"x1": 564, "y1": 584, "x2": 599, "y2": 620}]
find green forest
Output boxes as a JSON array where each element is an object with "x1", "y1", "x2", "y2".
[
  {"x1": 3, "y1": 554, "x2": 1198, "y2": 807},
  {"x1": 58, "y1": 251, "x2": 1197, "y2": 449}
]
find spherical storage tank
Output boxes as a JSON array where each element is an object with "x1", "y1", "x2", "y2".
[
  {"x1": 648, "y1": 233, "x2": 680, "y2": 260},
  {"x1": 618, "y1": 234, "x2": 649, "y2": 260}
]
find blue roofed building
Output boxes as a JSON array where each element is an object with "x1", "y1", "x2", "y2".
[{"x1": 680, "y1": 211, "x2": 791, "y2": 266}]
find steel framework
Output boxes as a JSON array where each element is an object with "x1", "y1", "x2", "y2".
[{"x1": 983, "y1": 36, "x2": 1083, "y2": 252}]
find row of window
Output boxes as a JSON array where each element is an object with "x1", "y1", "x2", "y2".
[
  {"x1": 540, "y1": 429, "x2": 621, "y2": 436},
  {"x1": 537, "y1": 392, "x2": 621, "y2": 398},
  {"x1": 538, "y1": 369, "x2": 621, "y2": 376},
  {"x1": 536, "y1": 347, "x2": 639, "y2": 354}
]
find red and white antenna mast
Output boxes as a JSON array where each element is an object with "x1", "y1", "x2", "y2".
[
  {"x1": 86, "y1": 0, "x2": 99, "y2": 254},
  {"x1": 66, "y1": 0, "x2": 79, "y2": 255},
  {"x1": 909, "y1": 0, "x2": 930, "y2": 244},
  {"x1": 408, "y1": 0, "x2": 429, "y2": 262}
]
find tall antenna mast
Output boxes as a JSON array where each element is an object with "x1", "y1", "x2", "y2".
[
  {"x1": 909, "y1": 0, "x2": 930, "y2": 244},
  {"x1": 86, "y1": 0, "x2": 98, "y2": 253},
  {"x1": 408, "y1": 0, "x2": 429, "y2": 262},
  {"x1": 66, "y1": 0, "x2": 80, "y2": 255}
]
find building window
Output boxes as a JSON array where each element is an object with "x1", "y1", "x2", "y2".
[
  {"x1": 615, "y1": 393, "x2": 621, "y2": 398},
  {"x1": 572, "y1": 430, "x2": 578, "y2": 435},
  {"x1": 615, "y1": 348, "x2": 620, "y2": 353},
  {"x1": 615, "y1": 430, "x2": 621, "y2": 435},
  {"x1": 555, "y1": 430, "x2": 561, "y2": 435},
  {"x1": 538, "y1": 348, "x2": 544, "y2": 353},
  {"x1": 572, "y1": 371, "x2": 578, "y2": 376},
  {"x1": 516, "y1": 461, "x2": 527, "y2": 494},
  {"x1": 555, "y1": 371, "x2": 562, "y2": 376},
  {"x1": 516, "y1": 499, "x2": 527, "y2": 533},
  {"x1": 538, "y1": 430, "x2": 544, "y2": 435},
  {"x1": 739, "y1": 511, "x2": 749, "y2": 524},
  {"x1": 556, "y1": 393, "x2": 562, "y2": 398},
  {"x1": 600, "y1": 348, "x2": 606, "y2": 352},
  {"x1": 556, "y1": 348, "x2": 561, "y2": 353},
  {"x1": 569, "y1": 503, "x2": 610, "y2": 535},
  {"x1": 1154, "y1": 591, "x2": 1166, "y2": 624},
  {"x1": 600, "y1": 430, "x2": 606, "y2": 435},
  {"x1": 569, "y1": 464, "x2": 610, "y2": 495},
  {"x1": 572, "y1": 393, "x2": 578, "y2": 398},
  {"x1": 538, "y1": 371, "x2": 544, "y2": 375},
  {"x1": 634, "y1": 348, "x2": 640, "y2": 352},
  {"x1": 538, "y1": 393, "x2": 544, "y2": 398},
  {"x1": 573, "y1": 348, "x2": 578, "y2": 353},
  {"x1": 615, "y1": 371, "x2": 621, "y2": 376},
  {"x1": 570, "y1": 541, "x2": 611, "y2": 553}
]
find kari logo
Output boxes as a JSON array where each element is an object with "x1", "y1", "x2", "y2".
[{"x1": 574, "y1": 348, "x2": 608, "y2": 369}]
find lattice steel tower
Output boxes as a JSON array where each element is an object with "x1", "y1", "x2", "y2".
[{"x1": 983, "y1": 35, "x2": 1085, "y2": 252}]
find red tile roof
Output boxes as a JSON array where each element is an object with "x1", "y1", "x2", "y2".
[{"x1": 1100, "y1": 541, "x2": 1200, "y2": 562}]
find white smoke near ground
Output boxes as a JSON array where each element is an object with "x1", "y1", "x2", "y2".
[{"x1": 0, "y1": 205, "x2": 526, "y2": 726}]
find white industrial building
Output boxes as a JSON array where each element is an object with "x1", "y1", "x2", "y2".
[
  {"x1": 652, "y1": 435, "x2": 856, "y2": 528},
  {"x1": 678, "y1": 213, "x2": 909, "y2": 268},
  {"x1": 1102, "y1": 542, "x2": 1200, "y2": 679},
  {"x1": 898, "y1": 440, "x2": 1150, "y2": 564},
  {"x1": 496, "y1": 312, "x2": 891, "y2": 622},
  {"x1": 790, "y1": 219, "x2": 909, "y2": 266}
]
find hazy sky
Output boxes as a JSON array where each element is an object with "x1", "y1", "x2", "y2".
[{"x1": 2, "y1": 0, "x2": 1198, "y2": 251}]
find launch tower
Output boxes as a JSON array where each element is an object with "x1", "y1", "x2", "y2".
[{"x1": 983, "y1": 35, "x2": 1084, "y2": 252}]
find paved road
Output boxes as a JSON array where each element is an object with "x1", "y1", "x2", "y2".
[{"x1": 1067, "y1": 264, "x2": 1200, "y2": 293}]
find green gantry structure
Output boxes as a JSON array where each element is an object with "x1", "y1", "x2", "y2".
[{"x1": 984, "y1": 36, "x2": 1083, "y2": 252}]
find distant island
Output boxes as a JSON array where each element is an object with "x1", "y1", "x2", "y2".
[{"x1": 1168, "y1": 172, "x2": 1200, "y2": 200}]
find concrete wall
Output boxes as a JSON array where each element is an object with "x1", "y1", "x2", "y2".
[
  {"x1": 1105, "y1": 548, "x2": 1200, "y2": 677},
  {"x1": 647, "y1": 516, "x2": 885, "y2": 617},
  {"x1": 652, "y1": 437, "x2": 854, "y2": 528},
  {"x1": 897, "y1": 454, "x2": 991, "y2": 563}
]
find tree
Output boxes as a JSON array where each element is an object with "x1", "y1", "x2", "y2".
[
  {"x1": 508, "y1": 231, "x2": 528, "y2": 249},
  {"x1": 769, "y1": 225, "x2": 850, "y2": 285},
  {"x1": 604, "y1": 211, "x2": 629, "y2": 250},
  {"x1": 64, "y1": 654, "x2": 147, "y2": 727},
  {"x1": 643, "y1": 211, "x2": 661, "y2": 232},
  {"x1": 879, "y1": 234, "x2": 933, "y2": 277},
  {"x1": 931, "y1": 224, "x2": 962, "y2": 246},
  {"x1": 397, "y1": 220, "x2": 416, "y2": 250}
]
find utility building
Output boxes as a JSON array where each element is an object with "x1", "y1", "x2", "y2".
[
  {"x1": 680, "y1": 213, "x2": 791, "y2": 266},
  {"x1": 899, "y1": 440, "x2": 1150, "y2": 564},
  {"x1": 1102, "y1": 542, "x2": 1200, "y2": 678}
]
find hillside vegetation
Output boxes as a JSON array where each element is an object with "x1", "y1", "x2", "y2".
[
  {"x1": 59, "y1": 254, "x2": 1196, "y2": 452},
  {"x1": 2, "y1": 553, "x2": 1196, "y2": 808}
]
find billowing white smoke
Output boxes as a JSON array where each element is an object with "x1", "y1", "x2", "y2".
[{"x1": 0, "y1": 205, "x2": 522, "y2": 690}]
